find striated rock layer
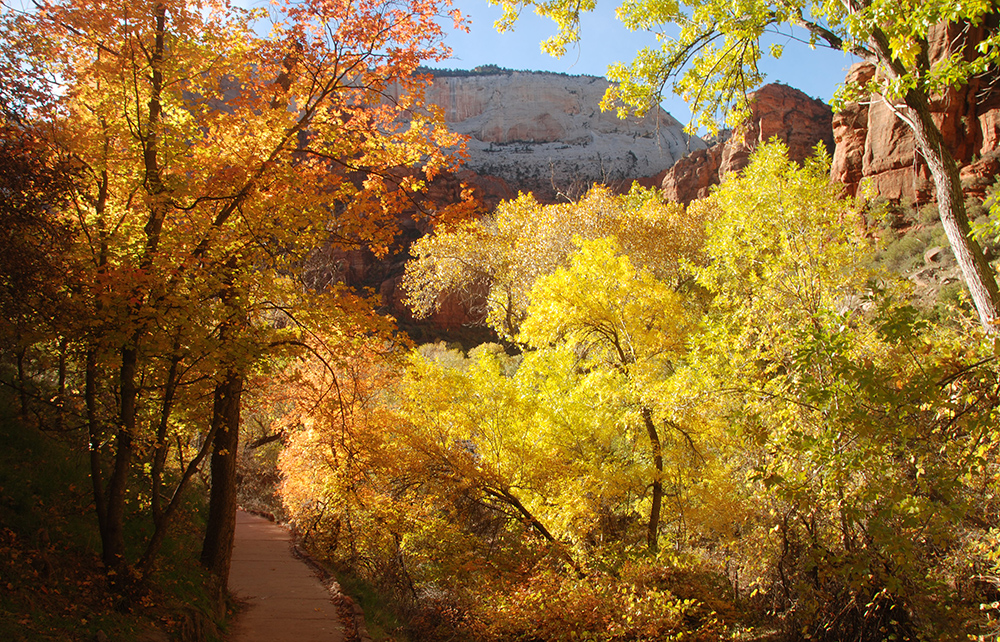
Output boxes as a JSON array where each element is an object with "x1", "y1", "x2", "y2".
[{"x1": 415, "y1": 69, "x2": 706, "y2": 202}]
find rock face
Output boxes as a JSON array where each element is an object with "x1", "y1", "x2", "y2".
[
  {"x1": 831, "y1": 18, "x2": 1000, "y2": 203},
  {"x1": 418, "y1": 70, "x2": 706, "y2": 202},
  {"x1": 660, "y1": 84, "x2": 834, "y2": 203}
]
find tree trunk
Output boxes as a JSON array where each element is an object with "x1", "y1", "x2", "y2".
[
  {"x1": 200, "y1": 371, "x2": 243, "y2": 615},
  {"x1": 16, "y1": 345, "x2": 28, "y2": 420},
  {"x1": 483, "y1": 486, "x2": 557, "y2": 543},
  {"x1": 86, "y1": 349, "x2": 108, "y2": 548},
  {"x1": 900, "y1": 87, "x2": 1000, "y2": 331},
  {"x1": 104, "y1": 344, "x2": 138, "y2": 573},
  {"x1": 642, "y1": 407, "x2": 663, "y2": 553},
  {"x1": 151, "y1": 347, "x2": 181, "y2": 524},
  {"x1": 138, "y1": 403, "x2": 221, "y2": 577},
  {"x1": 866, "y1": 26, "x2": 1000, "y2": 332}
]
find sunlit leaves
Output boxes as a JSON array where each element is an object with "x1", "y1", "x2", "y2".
[
  {"x1": 493, "y1": 0, "x2": 1000, "y2": 140},
  {"x1": 404, "y1": 184, "x2": 703, "y2": 338},
  {"x1": 520, "y1": 236, "x2": 689, "y2": 375},
  {"x1": 693, "y1": 141, "x2": 879, "y2": 363},
  {"x1": 278, "y1": 137, "x2": 1000, "y2": 639},
  {"x1": 0, "y1": 0, "x2": 466, "y2": 577},
  {"x1": 680, "y1": 142, "x2": 1000, "y2": 636}
]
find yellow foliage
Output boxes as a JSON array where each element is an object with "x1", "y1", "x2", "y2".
[{"x1": 404, "y1": 184, "x2": 704, "y2": 338}]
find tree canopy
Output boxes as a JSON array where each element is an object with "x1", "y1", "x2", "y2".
[
  {"x1": 0, "y1": 0, "x2": 465, "y2": 607},
  {"x1": 277, "y1": 142, "x2": 1000, "y2": 640},
  {"x1": 489, "y1": 0, "x2": 1000, "y2": 332},
  {"x1": 403, "y1": 185, "x2": 705, "y2": 338}
]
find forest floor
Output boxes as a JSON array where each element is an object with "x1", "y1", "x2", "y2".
[{"x1": 227, "y1": 511, "x2": 348, "y2": 642}]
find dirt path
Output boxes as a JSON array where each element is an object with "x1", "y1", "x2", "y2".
[{"x1": 227, "y1": 511, "x2": 346, "y2": 642}]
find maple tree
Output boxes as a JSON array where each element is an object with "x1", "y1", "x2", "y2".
[
  {"x1": 0, "y1": 0, "x2": 465, "y2": 604},
  {"x1": 490, "y1": 0, "x2": 1000, "y2": 333},
  {"x1": 0, "y1": 119, "x2": 78, "y2": 421}
]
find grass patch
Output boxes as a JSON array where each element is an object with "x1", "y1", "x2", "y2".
[
  {"x1": 878, "y1": 222, "x2": 951, "y2": 274},
  {"x1": 333, "y1": 570, "x2": 410, "y2": 641}
]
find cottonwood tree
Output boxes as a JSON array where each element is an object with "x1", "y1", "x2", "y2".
[
  {"x1": 0, "y1": 0, "x2": 464, "y2": 604},
  {"x1": 519, "y1": 237, "x2": 697, "y2": 552},
  {"x1": 490, "y1": 0, "x2": 1000, "y2": 332},
  {"x1": 686, "y1": 142, "x2": 1000, "y2": 639},
  {"x1": 404, "y1": 188, "x2": 707, "y2": 553},
  {"x1": 404, "y1": 185, "x2": 704, "y2": 338}
]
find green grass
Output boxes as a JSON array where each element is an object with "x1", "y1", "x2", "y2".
[
  {"x1": 334, "y1": 570, "x2": 411, "y2": 641},
  {"x1": 879, "y1": 222, "x2": 951, "y2": 274}
]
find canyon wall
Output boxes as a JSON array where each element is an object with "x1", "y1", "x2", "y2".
[
  {"x1": 832, "y1": 19, "x2": 1000, "y2": 204},
  {"x1": 363, "y1": 45, "x2": 1000, "y2": 336},
  {"x1": 658, "y1": 84, "x2": 835, "y2": 204},
  {"x1": 415, "y1": 69, "x2": 706, "y2": 203}
]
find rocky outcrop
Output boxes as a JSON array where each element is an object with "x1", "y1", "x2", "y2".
[
  {"x1": 831, "y1": 18, "x2": 1000, "y2": 203},
  {"x1": 659, "y1": 84, "x2": 834, "y2": 204},
  {"x1": 412, "y1": 69, "x2": 706, "y2": 202},
  {"x1": 830, "y1": 64, "x2": 875, "y2": 196},
  {"x1": 656, "y1": 145, "x2": 726, "y2": 204},
  {"x1": 722, "y1": 83, "x2": 835, "y2": 174}
]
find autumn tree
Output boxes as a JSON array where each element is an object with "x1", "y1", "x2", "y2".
[
  {"x1": 518, "y1": 237, "x2": 696, "y2": 552},
  {"x1": 288, "y1": 143, "x2": 997, "y2": 638},
  {"x1": 490, "y1": 0, "x2": 1000, "y2": 332},
  {"x1": 403, "y1": 187, "x2": 708, "y2": 553},
  {"x1": 0, "y1": 0, "x2": 465, "y2": 602},
  {"x1": 278, "y1": 338, "x2": 732, "y2": 639},
  {"x1": 404, "y1": 184, "x2": 704, "y2": 338},
  {"x1": 685, "y1": 142, "x2": 1000, "y2": 639}
]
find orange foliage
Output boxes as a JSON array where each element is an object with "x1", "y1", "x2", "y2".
[{"x1": 0, "y1": 0, "x2": 469, "y2": 580}]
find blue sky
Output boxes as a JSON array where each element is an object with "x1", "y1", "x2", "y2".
[{"x1": 426, "y1": 1, "x2": 859, "y2": 131}]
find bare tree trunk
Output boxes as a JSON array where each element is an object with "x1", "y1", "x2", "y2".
[
  {"x1": 643, "y1": 407, "x2": 663, "y2": 553},
  {"x1": 200, "y1": 371, "x2": 243, "y2": 615}
]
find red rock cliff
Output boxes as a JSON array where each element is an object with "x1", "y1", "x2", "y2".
[
  {"x1": 831, "y1": 18, "x2": 1000, "y2": 203},
  {"x1": 659, "y1": 84, "x2": 834, "y2": 204}
]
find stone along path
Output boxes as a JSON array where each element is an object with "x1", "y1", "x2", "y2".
[{"x1": 228, "y1": 511, "x2": 346, "y2": 642}]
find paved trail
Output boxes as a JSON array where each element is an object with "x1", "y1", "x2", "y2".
[{"x1": 228, "y1": 511, "x2": 346, "y2": 642}]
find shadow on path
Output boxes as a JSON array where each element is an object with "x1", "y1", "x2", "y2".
[{"x1": 228, "y1": 511, "x2": 345, "y2": 642}]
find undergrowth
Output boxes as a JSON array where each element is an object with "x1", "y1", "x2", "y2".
[{"x1": 0, "y1": 397, "x2": 224, "y2": 642}]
